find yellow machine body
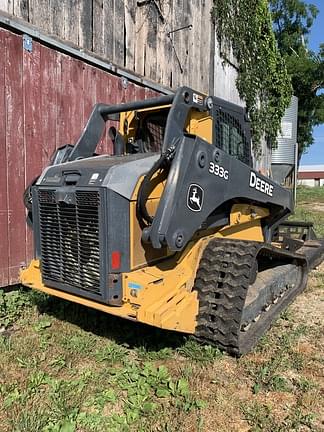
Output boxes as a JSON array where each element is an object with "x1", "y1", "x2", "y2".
[
  {"x1": 21, "y1": 203, "x2": 268, "y2": 333},
  {"x1": 21, "y1": 87, "x2": 324, "y2": 355}
]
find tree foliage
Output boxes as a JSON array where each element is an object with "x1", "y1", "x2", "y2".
[
  {"x1": 270, "y1": 0, "x2": 324, "y2": 156},
  {"x1": 213, "y1": 0, "x2": 292, "y2": 155}
]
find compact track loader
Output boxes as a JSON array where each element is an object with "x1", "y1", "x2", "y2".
[{"x1": 21, "y1": 87, "x2": 324, "y2": 355}]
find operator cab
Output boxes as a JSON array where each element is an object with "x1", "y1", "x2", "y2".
[{"x1": 115, "y1": 94, "x2": 252, "y2": 168}]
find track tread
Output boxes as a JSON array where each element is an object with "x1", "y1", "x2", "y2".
[{"x1": 194, "y1": 239, "x2": 308, "y2": 355}]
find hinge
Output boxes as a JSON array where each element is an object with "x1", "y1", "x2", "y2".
[
  {"x1": 23, "y1": 34, "x2": 33, "y2": 52},
  {"x1": 121, "y1": 77, "x2": 128, "y2": 89}
]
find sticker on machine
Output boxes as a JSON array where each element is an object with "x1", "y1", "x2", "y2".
[
  {"x1": 89, "y1": 173, "x2": 100, "y2": 185},
  {"x1": 193, "y1": 93, "x2": 204, "y2": 105},
  {"x1": 187, "y1": 184, "x2": 204, "y2": 212}
]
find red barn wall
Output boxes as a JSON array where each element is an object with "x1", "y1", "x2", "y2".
[{"x1": 0, "y1": 26, "x2": 159, "y2": 287}]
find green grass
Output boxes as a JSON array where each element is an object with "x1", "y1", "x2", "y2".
[
  {"x1": 0, "y1": 289, "x2": 33, "y2": 328},
  {"x1": 245, "y1": 324, "x2": 308, "y2": 394},
  {"x1": 295, "y1": 185, "x2": 324, "y2": 204},
  {"x1": 241, "y1": 400, "x2": 315, "y2": 432},
  {"x1": 0, "y1": 186, "x2": 323, "y2": 431},
  {"x1": 291, "y1": 207, "x2": 324, "y2": 237},
  {"x1": 290, "y1": 186, "x2": 324, "y2": 237},
  {"x1": 0, "y1": 300, "x2": 207, "y2": 431}
]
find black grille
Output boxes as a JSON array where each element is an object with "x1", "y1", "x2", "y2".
[
  {"x1": 38, "y1": 189, "x2": 102, "y2": 296},
  {"x1": 214, "y1": 110, "x2": 251, "y2": 166},
  {"x1": 144, "y1": 115, "x2": 166, "y2": 152}
]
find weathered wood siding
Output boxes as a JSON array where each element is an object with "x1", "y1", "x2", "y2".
[
  {"x1": 0, "y1": 25, "x2": 159, "y2": 287},
  {"x1": 0, "y1": 3, "x2": 273, "y2": 287},
  {"x1": 213, "y1": 35, "x2": 242, "y2": 107},
  {"x1": 0, "y1": 0, "x2": 214, "y2": 93}
]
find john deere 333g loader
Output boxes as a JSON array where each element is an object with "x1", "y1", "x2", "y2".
[{"x1": 21, "y1": 87, "x2": 324, "y2": 355}]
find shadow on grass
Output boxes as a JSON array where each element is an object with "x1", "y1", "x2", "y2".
[{"x1": 31, "y1": 289, "x2": 187, "y2": 352}]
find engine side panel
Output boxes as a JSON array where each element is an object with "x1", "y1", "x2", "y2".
[{"x1": 31, "y1": 152, "x2": 171, "y2": 305}]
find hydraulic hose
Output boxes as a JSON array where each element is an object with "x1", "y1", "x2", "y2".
[{"x1": 136, "y1": 153, "x2": 168, "y2": 227}]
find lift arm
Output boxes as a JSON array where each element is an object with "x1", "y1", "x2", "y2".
[{"x1": 142, "y1": 134, "x2": 293, "y2": 251}]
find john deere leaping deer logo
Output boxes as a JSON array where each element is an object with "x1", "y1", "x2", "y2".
[{"x1": 187, "y1": 184, "x2": 204, "y2": 212}]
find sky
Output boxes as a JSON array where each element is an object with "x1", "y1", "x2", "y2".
[{"x1": 300, "y1": 0, "x2": 324, "y2": 165}]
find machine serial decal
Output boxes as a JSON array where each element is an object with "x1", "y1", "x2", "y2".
[
  {"x1": 187, "y1": 184, "x2": 204, "y2": 212},
  {"x1": 208, "y1": 162, "x2": 229, "y2": 180},
  {"x1": 249, "y1": 171, "x2": 274, "y2": 197},
  {"x1": 89, "y1": 173, "x2": 100, "y2": 185}
]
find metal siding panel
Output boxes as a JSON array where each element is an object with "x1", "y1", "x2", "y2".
[
  {"x1": 0, "y1": 27, "x2": 162, "y2": 287},
  {"x1": 106, "y1": 75, "x2": 117, "y2": 155},
  {"x1": 68, "y1": 58, "x2": 85, "y2": 145},
  {"x1": 94, "y1": 69, "x2": 105, "y2": 154},
  {"x1": 116, "y1": 77, "x2": 125, "y2": 104},
  {"x1": 5, "y1": 31, "x2": 26, "y2": 283},
  {"x1": 96, "y1": 69, "x2": 110, "y2": 155},
  {"x1": 54, "y1": 52, "x2": 64, "y2": 151},
  {"x1": 83, "y1": 63, "x2": 98, "y2": 125},
  {"x1": 23, "y1": 37, "x2": 43, "y2": 265},
  {"x1": 127, "y1": 82, "x2": 136, "y2": 104},
  {"x1": 83, "y1": 64, "x2": 115, "y2": 156},
  {"x1": 40, "y1": 44, "x2": 59, "y2": 166},
  {"x1": 135, "y1": 85, "x2": 146, "y2": 101},
  {"x1": 106, "y1": 74, "x2": 119, "y2": 154},
  {"x1": 56, "y1": 53, "x2": 71, "y2": 147},
  {"x1": 145, "y1": 88, "x2": 156, "y2": 99},
  {"x1": 272, "y1": 96, "x2": 298, "y2": 165},
  {"x1": 107, "y1": 74, "x2": 118, "y2": 153},
  {"x1": 110, "y1": 75, "x2": 119, "y2": 105},
  {"x1": 0, "y1": 28, "x2": 9, "y2": 286}
]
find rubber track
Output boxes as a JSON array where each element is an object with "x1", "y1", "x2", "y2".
[{"x1": 193, "y1": 239, "x2": 308, "y2": 355}]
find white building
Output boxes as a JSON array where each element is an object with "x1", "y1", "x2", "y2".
[{"x1": 298, "y1": 165, "x2": 324, "y2": 187}]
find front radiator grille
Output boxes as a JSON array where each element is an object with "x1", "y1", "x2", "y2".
[{"x1": 38, "y1": 189, "x2": 102, "y2": 296}]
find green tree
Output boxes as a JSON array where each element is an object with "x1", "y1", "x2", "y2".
[
  {"x1": 270, "y1": 0, "x2": 324, "y2": 157},
  {"x1": 213, "y1": 0, "x2": 292, "y2": 154}
]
